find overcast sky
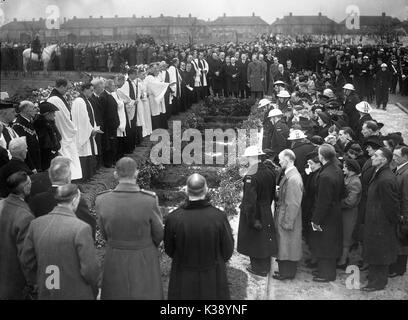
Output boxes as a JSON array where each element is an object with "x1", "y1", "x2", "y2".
[{"x1": 1, "y1": 0, "x2": 407, "y2": 23}]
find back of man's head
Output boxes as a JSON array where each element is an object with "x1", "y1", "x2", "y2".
[
  {"x1": 115, "y1": 157, "x2": 137, "y2": 179},
  {"x1": 9, "y1": 137, "x2": 27, "y2": 159},
  {"x1": 186, "y1": 173, "x2": 207, "y2": 199},
  {"x1": 319, "y1": 143, "x2": 336, "y2": 162},
  {"x1": 7, "y1": 171, "x2": 30, "y2": 195},
  {"x1": 55, "y1": 183, "x2": 79, "y2": 204},
  {"x1": 49, "y1": 156, "x2": 71, "y2": 185}
]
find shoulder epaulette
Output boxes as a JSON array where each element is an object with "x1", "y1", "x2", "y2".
[{"x1": 96, "y1": 189, "x2": 112, "y2": 197}]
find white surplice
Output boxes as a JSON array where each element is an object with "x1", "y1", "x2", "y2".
[
  {"x1": 119, "y1": 80, "x2": 137, "y2": 125},
  {"x1": 137, "y1": 80, "x2": 153, "y2": 137},
  {"x1": 47, "y1": 95, "x2": 83, "y2": 180},
  {"x1": 145, "y1": 74, "x2": 169, "y2": 116},
  {"x1": 110, "y1": 90, "x2": 127, "y2": 138},
  {"x1": 71, "y1": 97, "x2": 98, "y2": 157}
]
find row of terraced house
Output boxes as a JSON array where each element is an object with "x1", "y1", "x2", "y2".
[{"x1": 0, "y1": 11, "x2": 407, "y2": 44}]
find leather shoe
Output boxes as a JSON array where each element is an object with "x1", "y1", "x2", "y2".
[
  {"x1": 361, "y1": 286, "x2": 383, "y2": 292},
  {"x1": 246, "y1": 266, "x2": 267, "y2": 277},
  {"x1": 312, "y1": 276, "x2": 332, "y2": 283},
  {"x1": 272, "y1": 274, "x2": 294, "y2": 281}
]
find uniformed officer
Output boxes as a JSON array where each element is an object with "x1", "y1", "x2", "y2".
[
  {"x1": 95, "y1": 157, "x2": 164, "y2": 299},
  {"x1": 237, "y1": 146, "x2": 278, "y2": 277}
]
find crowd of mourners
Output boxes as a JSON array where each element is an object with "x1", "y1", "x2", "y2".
[{"x1": 0, "y1": 33, "x2": 408, "y2": 299}]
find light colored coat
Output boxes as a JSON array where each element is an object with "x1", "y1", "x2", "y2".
[
  {"x1": 21, "y1": 205, "x2": 100, "y2": 300},
  {"x1": 275, "y1": 166, "x2": 304, "y2": 261}
]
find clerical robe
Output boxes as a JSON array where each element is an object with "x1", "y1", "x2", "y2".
[
  {"x1": 47, "y1": 92, "x2": 82, "y2": 180},
  {"x1": 145, "y1": 75, "x2": 169, "y2": 130}
]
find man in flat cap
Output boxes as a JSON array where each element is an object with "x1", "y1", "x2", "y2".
[
  {"x1": 21, "y1": 183, "x2": 101, "y2": 299},
  {"x1": 164, "y1": 173, "x2": 234, "y2": 299}
]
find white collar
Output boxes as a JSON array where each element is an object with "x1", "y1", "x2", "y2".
[{"x1": 397, "y1": 161, "x2": 408, "y2": 172}]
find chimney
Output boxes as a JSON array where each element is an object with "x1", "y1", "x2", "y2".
[
  {"x1": 64, "y1": 17, "x2": 67, "y2": 23},
  {"x1": 382, "y1": 12, "x2": 386, "y2": 17},
  {"x1": 252, "y1": 12, "x2": 255, "y2": 17},
  {"x1": 73, "y1": 16, "x2": 77, "y2": 19},
  {"x1": 223, "y1": 13, "x2": 226, "y2": 17},
  {"x1": 318, "y1": 12, "x2": 322, "y2": 17},
  {"x1": 100, "y1": 16, "x2": 103, "y2": 19},
  {"x1": 188, "y1": 13, "x2": 192, "y2": 18},
  {"x1": 13, "y1": 18, "x2": 17, "y2": 22},
  {"x1": 114, "y1": 14, "x2": 118, "y2": 18},
  {"x1": 160, "y1": 13, "x2": 164, "y2": 18},
  {"x1": 89, "y1": 15, "x2": 93, "y2": 19},
  {"x1": 289, "y1": 12, "x2": 293, "y2": 17},
  {"x1": 32, "y1": 18, "x2": 35, "y2": 22},
  {"x1": 132, "y1": 14, "x2": 136, "y2": 18},
  {"x1": 149, "y1": 15, "x2": 152, "y2": 18}
]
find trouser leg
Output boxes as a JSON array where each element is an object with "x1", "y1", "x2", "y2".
[
  {"x1": 278, "y1": 260, "x2": 297, "y2": 278},
  {"x1": 317, "y1": 258, "x2": 336, "y2": 280},
  {"x1": 250, "y1": 257, "x2": 271, "y2": 274},
  {"x1": 368, "y1": 265, "x2": 388, "y2": 289},
  {"x1": 389, "y1": 255, "x2": 408, "y2": 275}
]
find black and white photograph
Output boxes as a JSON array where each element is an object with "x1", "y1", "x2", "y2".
[{"x1": 0, "y1": 0, "x2": 408, "y2": 306}]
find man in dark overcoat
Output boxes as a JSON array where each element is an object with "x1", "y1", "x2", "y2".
[
  {"x1": 342, "y1": 84, "x2": 361, "y2": 135},
  {"x1": 237, "y1": 146, "x2": 278, "y2": 277},
  {"x1": 310, "y1": 144, "x2": 344, "y2": 282},
  {"x1": 0, "y1": 172, "x2": 34, "y2": 299},
  {"x1": 362, "y1": 148, "x2": 399, "y2": 291},
  {"x1": 389, "y1": 146, "x2": 408, "y2": 277},
  {"x1": 28, "y1": 156, "x2": 96, "y2": 239},
  {"x1": 375, "y1": 63, "x2": 392, "y2": 110},
  {"x1": 164, "y1": 174, "x2": 234, "y2": 300}
]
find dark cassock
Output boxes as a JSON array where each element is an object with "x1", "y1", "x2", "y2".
[
  {"x1": 164, "y1": 199, "x2": 234, "y2": 300},
  {"x1": 237, "y1": 58, "x2": 250, "y2": 98},
  {"x1": 12, "y1": 114, "x2": 42, "y2": 172},
  {"x1": 97, "y1": 90, "x2": 120, "y2": 168},
  {"x1": 343, "y1": 91, "x2": 361, "y2": 135},
  {"x1": 71, "y1": 94, "x2": 99, "y2": 181}
]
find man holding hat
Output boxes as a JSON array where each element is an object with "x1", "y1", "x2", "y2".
[
  {"x1": 0, "y1": 100, "x2": 18, "y2": 148},
  {"x1": 33, "y1": 102, "x2": 61, "y2": 171},
  {"x1": 164, "y1": 173, "x2": 234, "y2": 299},
  {"x1": 237, "y1": 146, "x2": 278, "y2": 277},
  {"x1": 375, "y1": 63, "x2": 392, "y2": 110}
]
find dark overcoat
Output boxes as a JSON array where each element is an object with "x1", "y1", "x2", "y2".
[
  {"x1": 164, "y1": 200, "x2": 234, "y2": 300},
  {"x1": 363, "y1": 166, "x2": 399, "y2": 265},
  {"x1": 237, "y1": 162, "x2": 278, "y2": 258},
  {"x1": 0, "y1": 194, "x2": 34, "y2": 299},
  {"x1": 395, "y1": 163, "x2": 408, "y2": 252},
  {"x1": 292, "y1": 141, "x2": 316, "y2": 174},
  {"x1": 310, "y1": 161, "x2": 344, "y2": 259}
]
